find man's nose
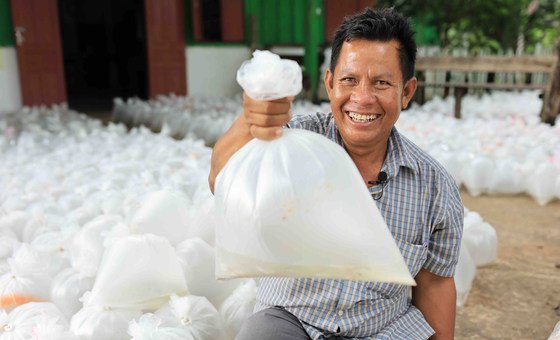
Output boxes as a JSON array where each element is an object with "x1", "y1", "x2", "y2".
[{"x1": 350, "y1": 83, "x2": 377, "y2": 105}]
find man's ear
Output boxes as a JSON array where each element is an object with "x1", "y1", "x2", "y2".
[
  {"x1": 402, "y1": 76, "x2": 417, "y2": 109},
  {"x1": 324, "y1": 68, "x2": 334, "y2": 99}
]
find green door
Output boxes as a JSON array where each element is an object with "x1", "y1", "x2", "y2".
[{"x1": 244, "y1": 0, "x2": 325, "y2": 101}]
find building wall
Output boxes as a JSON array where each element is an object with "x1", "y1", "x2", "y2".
[
  {"x1": 0, "y1": 45, "x2": 251, "y2": 112},
  {"x1": 0, "y1": 0, "x2": 21, "y2": 113},
  {"x1": 0, "y1": 44, "x2": 251, "y2": 113},
  {"x1": 186, "y1": 45, "x2": 250, "y2": 96},
  {"x1": 0, "y1": 47, "x2": 22, "y2": 113},
  {"x1": 0, "y1": 0, "x2": 367, "y2": 109}
]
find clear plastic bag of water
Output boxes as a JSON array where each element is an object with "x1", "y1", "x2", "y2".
[
  {"x1": 215, "y1": 129, "x2": 414, "y2": 284},
  {"x1": 87, "y1": 234, "x2": 188, "y2": 310}
]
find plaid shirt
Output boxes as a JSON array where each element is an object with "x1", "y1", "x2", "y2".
[{"x1": 254, "y1": 112, "x2": 464, "y2": 339}]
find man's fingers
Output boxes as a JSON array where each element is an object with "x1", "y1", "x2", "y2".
[
  {"x1": 249, "y1": 125, "x2": 283, "y2": 141},
  {"x1": 245, "y1": 110, "x2": 292, "y2": 127},
  {"x1": 242, "y1": 92, "x2": 293, "y2": 140},
  {"x1": 243, "y1": 93, "x2": 293, "y2": 114},
  {"x1": 243, "y1": 99, "x2": 291, "y2": 115}
]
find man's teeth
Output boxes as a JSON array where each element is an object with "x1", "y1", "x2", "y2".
[{"x1": 348, "y1": 112, "x2": 380, "y2": 122}]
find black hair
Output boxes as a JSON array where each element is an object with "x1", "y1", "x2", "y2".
[{"x1": 330, "y1": 8, "x2": 417, "y2": 81}]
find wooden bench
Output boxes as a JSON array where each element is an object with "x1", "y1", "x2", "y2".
[{"x1": 415, "y1": 40, "x2": 560, "y2": 123}]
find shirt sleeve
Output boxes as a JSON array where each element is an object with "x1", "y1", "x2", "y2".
[{"x1": 423, "y1": 174, "x2": 464, "y2": 277}]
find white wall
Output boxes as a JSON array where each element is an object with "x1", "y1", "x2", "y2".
[
  {"x1": 186, "y1": 45, "x2": 251, "y2": 96},
  {"x1": 0, "y1": 47, "x2": 22, "y2": 113}
]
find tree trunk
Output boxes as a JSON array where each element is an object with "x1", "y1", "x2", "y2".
[{"x1": 540, "y1": 38, "x2": 560, "y2": 125}]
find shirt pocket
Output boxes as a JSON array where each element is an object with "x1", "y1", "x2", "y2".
[
  {"x1": 398, "y1": 240, "x2": 428, "y2": 278},
  {"x1": 365, "y1": 241, "x2": 428, "y2": 299}
]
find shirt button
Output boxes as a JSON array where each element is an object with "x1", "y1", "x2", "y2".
[{"x1": 338, "y1": 310, "x2": 344, "y2": 316}]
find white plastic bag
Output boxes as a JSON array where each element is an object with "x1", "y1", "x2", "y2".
[
  {"x1": 527, "y1": 163, "x2": 558, "y2": 206},
  {"x1": 30, "y1": 314, "x2": 78, "y2": 340},
  {"x1": 50, "y1": 267, "x2": 95, "y2": 318},
  {"x1": 236, "y1": 50, "x2": 302, "y2": 100},
  {"x1": 88, "y1": 234, "x2": 188, "y2": 310},
  {"x1": 454, "y1": 241, "x2": 476, "y2": 308},
  {"x1": 433, "y1": 152, "x2": 462, "y2": 186},
  {"x1": 68, "y1": 203, "x2": 101, "y2": 226},
  {"x1": 0, "y1": 262, "x2": 10, "y2": 276},
  {"x1": 462, "y1": 155, "x2": 493, "y2": 197},
  {"x1": 128, "y1": 294, "x2": 224, "y2": 340},
  {"x1": 0, "y1": 228, "x2": 19, "y2": 260},
  {"x1": 175, "y1": 238, "x2": 241, "y2": 309},
  {"x1": 0, "y1": 302, "x2": 68, "y2": 340},
  {"x1": 549, "y1": 320, "x2": 560, "y2": 340},
  {"x1": 219, "y1": 279, "x2": 257, "y2": 338},
  {"x1": 463, "y1": 212, "x2": 498, "y2": 267},
  {"x1": 0, "y1": 244, "x2": 53, "y2": 310},
  {"x1": 182, "y1": 193, "x2": 217, "y2": 247},
  {"x1": 22, "y1": 212, "x2": 66, "y2": 243},
  {"x1": 99, "y1": 190, "x2": 126, "y2": 215},
  {"x1": 70, "y1": 300, "x2": 142, "y2": 340},
  {"x1": 69, "y1": 214, "x2": 122, "y2": 277},
  {"x1": 107, "y1": 190, "x2": 191, "y2": 246},
  {"x1": 556, "y1": 174, "x2": 560, "y2": 200},
  {"x1": 487, "y1": 158, "x2": 524, "y2": 194},
  {"x1": 128, "y1": 314, "x2": 165, "y2": 340},
  {"x1": 0, "y1": 210, "x2": 27, "y2": 240},
  {"x1": 31, "y1": 226, "x2": 78, "y2": 274},
  {"x1": 215, "y1": 129, "x2": 414, "y2": 284}
]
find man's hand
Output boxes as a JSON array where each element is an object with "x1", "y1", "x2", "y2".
[
  {"x1": 412, "y1": 268, "x2": 457, "y2": 339},
  {"x1": 243, "y1": 92, "x2": 293, "y2": 140}
]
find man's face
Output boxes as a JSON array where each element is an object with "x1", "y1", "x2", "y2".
[{"x1": 324, "y1": 39, "x2": 416, "y2": 151}]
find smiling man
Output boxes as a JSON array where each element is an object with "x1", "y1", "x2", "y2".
[{"x1": 209, "y1": 8, "x2": 463, "y2": 340}]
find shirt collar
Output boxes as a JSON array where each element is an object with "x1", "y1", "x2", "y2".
[
  {"x1": 383, "y1": 127, "x2": 418, "y2": 178},
  {"x1": 328, "y1": 114, "x2": 418, "y2": 179}
]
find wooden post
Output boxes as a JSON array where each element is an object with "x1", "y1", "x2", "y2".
[
  {"x1": 443, "y1": 71, "x2": 451, "y2": 98},
  {"x1": 540, "y1": 37, "x2": 560, "y2": 125},
  {"x1": 454, "y1": 87, "x2": 467, "y2": 119},
  {"x1": 416, "y1": 70, "x2": 426, "y2": 104}
]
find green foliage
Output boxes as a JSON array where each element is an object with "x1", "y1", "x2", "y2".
[
  {"x1": 378, "y1": 0, "x2": 560, "y2": 54},
  {"x1": 524, "y1": 0, "x2": 560, "y2": 53}
]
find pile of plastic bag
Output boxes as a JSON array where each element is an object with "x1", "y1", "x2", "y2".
[
  {"x1": 112, "y1": 95, "x2": 239, "y2": 145},
  {"x1": 0, "y1": 103, "x2": 502, "y2": 337},
  {"x1": 398, "y1": 100, "x2": 560, "y2": 205},
  {"x1": 0, "y1": 50, "x2": 532, "y2": 337},
  {"x1": 110, "y1": 90, "x2": 560, "y2": 206},
  {"x1": 0, "y1": 106, "x2": 256, "y2": 339}
]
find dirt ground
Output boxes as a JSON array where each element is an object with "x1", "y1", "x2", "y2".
[{"x1": 456, "y1": 190, "x2": 560, "y2": 340}]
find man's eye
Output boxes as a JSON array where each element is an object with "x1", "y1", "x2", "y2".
[
  {"x1": 375, "y1": 80, "x2": 390, "y2": 88},
  {"x1": 340, "y1": 77, "x2": 356, "y2": 84}
]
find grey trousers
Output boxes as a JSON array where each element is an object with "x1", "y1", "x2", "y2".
[{"x1": 235, "y1": 307, "x2": 312, "y2": 340}]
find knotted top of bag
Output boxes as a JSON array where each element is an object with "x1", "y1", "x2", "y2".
[{"x1": 236, "y1": 50, "x2": 302, "y2": 101}]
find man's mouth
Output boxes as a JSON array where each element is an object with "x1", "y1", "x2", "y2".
[{"x1": 347, "y1": 111, "x2": 381, "y2": 123}]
